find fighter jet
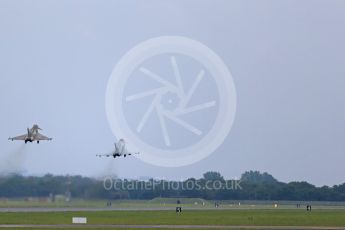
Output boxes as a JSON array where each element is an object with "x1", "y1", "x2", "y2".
[
  {"x1": 8, "y1": 124, "x2": 52, "y2": 144},
  {"x1": 96, "y1": 139, "x2": 139, "y2": 158}
]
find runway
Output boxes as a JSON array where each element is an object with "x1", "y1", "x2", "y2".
[
  {"x1": 0, "y1": 207, "x2": 272, "y2": 212},
  {"x1": 0, "y1": 207, "x2": 174, "y2": 212},
  {"x1": 0, "y1": 224, "x2": 344, "y2": 229}
]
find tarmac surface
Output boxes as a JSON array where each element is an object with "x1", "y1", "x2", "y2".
[{"x1": 0, "y1": 207, "x2": 174, "y2": 212}]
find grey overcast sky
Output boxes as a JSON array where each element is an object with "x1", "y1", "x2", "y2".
[{"x1": 0, "y1": 0, "x2": 344, "y2": 186}]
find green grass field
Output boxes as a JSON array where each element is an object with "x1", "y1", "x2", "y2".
[
  {"x1": 1, "y1": 199, "x2": 345, "y2": 229},
  {"x1": 1, "y1": 209, "x2": 345, "y2": 227}
]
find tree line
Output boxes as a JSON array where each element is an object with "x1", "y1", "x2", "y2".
[{"x1": 0, "y1": 171, "x2": 344, "y2": 201}]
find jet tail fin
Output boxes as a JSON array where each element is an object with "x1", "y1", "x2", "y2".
[{"x1": 114, "y1": 142, "x2": 119, "y2": 153}]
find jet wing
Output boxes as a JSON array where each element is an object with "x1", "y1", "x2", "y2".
[
  {"x1": 35, "y1": 133, "x2": 52, "y2": 141},
  {"x1": 96, "y1": 154, "x2": 113, "y2": 158},
  {"x1": 122, "y1": 147, "x2": 139, "y2": 156},
  {"x1": 8, "y1": 134, "x2": 27, "y2": 141},
  {"x1": 126, "y1": 151, "x2": 140, "y2": 156}
]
